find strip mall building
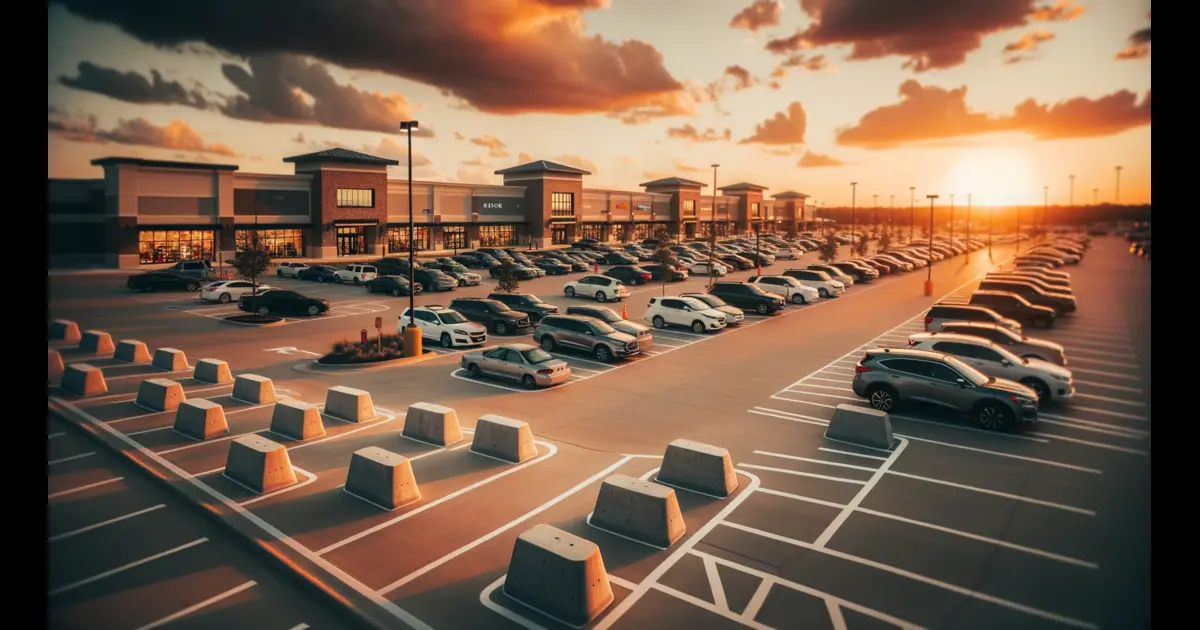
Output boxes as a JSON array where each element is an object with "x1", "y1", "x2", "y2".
[{"x1": 47, "y1": 148, "x2": 811, "y2": 268}]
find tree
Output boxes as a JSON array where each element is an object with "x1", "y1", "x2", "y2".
[
  {"x1": 920, "y1": 225, "x2": 931, "y2": 239},
  {"x1": 853, "y1": 233, "x2": 870, "y2": 258},
  {"x1": 650, "y1": 228, "x2": 678, "y2": 296},
  {"x1": 496, "y1": 258, "x2": 520, "y2": 293},
  {"x1": 876, "y1": 230, "x2": 892, "y2": 254},
  {"x1": 818, "y1": 232, "x2": 840, "y2": 264},
  {"x1": 231, "y1": 231, "x2": 271, "y2": 296}
]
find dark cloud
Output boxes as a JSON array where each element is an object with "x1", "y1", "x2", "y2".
[
  {"x1": 730, "y1": 0, "x2": 784, "y2": 32},
  {"x1": 1116, "y1": 25, "x2": 1150, "y2": 60},
  {"x1": 59, "y1": 61, "x2": 209, "y2": 108},
  {"x1": 48, "y1": 112, "x2": 236, "y2": 156},
  {"x1": 740, "y1": 102, "x2": 807, "y2": 145},
  {"x1": 1002, "y1": 29, "x2": 1054, "y2": 63},
  {"x1": 798, "y1": 151, "x2": 846, "y2": 167},
  {"x1": 770, "y1": 53, "x2": 828, "y2": 79},
  {"x1": 51, "y1": 0, "x2": 694, "y2": 122},
  {"x1": 666, "y1": 124, "x2": 732, "y2": 142},
  {"x1": 771, "y1": 0, "x2": 1084, "y2": 71},
  {"x1": 724, "y1": 65, "x2": 759, "y2": 91},
  {"x1": 469, "y1": 134, "x2": 509, "y2": 158},
  {"x1": 835, "y1": 79, "x2": 1151, "y2": 148}
]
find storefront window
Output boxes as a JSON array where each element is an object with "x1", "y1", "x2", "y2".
[
  {"x1": 386, "y1": 226, "x2": 429, "y2": 252},
  {"x1": 632, "y1": 222, "x2": 652, "y2": 241},
  {"x1": 551, "y1": 192, "x2": 574, "y2": 217},
  {"x1": 138, "y1": 229, "x2": 214, "y2": 264},
  {"x1": 442, "y1": 226, "x2": 466, "y2": 250},
  {"x1": 581, "y1": 223, "x2": 607, "y2": 242},
  {"x1": 235, "y1": 228, "x2": 304, "y2": 258},
  {"x1": 682, "y1": 200, "x2": 696, "y2": 216},
  {"x1": 337, "y1": 226, "x2": 365, "y2": 256},
  {"x1": 551, "y1": 225, "x2": 569, "y2": 245},
  {"x1": 479, "y1": 224, "x2": 518, "y2": 247}
]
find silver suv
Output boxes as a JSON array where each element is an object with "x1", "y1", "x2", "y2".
[
  {"x1": 907, "y1": 333, "x2": 1075, "y2": 403},
  {"x1": 852, "y1": 347, "x2": 1039, "y2": 431},
  {"x1": 533, "y1": 314, "x2": 640, "y2": 363}
]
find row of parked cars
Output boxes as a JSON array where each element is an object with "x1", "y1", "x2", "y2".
[{"x1": 853, "y1": 233, "x2": 1092, "y2": 431}]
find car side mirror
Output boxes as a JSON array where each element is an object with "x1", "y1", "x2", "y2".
[
  {"x1": 1000, "y1": 359, "x2": 1011, "y2": 366},
  {"x1": 955, "y1": 378, "x2": 968, "y2": 388}
]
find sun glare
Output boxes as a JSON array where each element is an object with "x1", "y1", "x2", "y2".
[{"x1": 941, "y1": 146, "x2": 1035, "y2": 207}]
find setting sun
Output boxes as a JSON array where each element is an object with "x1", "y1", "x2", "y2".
[{"x1": 941, "y1": 146, "x2": 1036, "y2": 207}]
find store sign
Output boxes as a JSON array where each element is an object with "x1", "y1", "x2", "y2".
[
  {"x1": 474, "y1": 197, "x2": 521, "y2": 214},
  {"x1": 635, "y1": 204, "x2": 651, "y2": 211},
  {"x1": 615, "y1": 202, "x2": 628, "y2": 209}
]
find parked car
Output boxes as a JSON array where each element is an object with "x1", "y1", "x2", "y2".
[
  {"x1": 1015, "y1": 254, "x2": 1065, "y2": 268},
  {"x1": 200, "y1": 280, "x2": 270, "y2": 303},
  {"x1": 855, "y1": 259, "x2": 891, "y2": 276},
  {"x1": 992, "y1": 268, "x2": 1071, "y2": 291},
  {"x1": 883, "y1": 251, "x2": 926, "y2": 268},
  {"x1": 868, "y1": 256, "x2": 908, "y2": 273},
  {"x1": 719, "y1": 254, "x2": 755, "y2": 271},
  {"x1": 276, "y1": 262, "x2": 310, "y2": 278},
  {"x1": 808, "y1": 264, "x2": 855, "y2": 286},
  {"x1": 505, "y1": 251, "x2": 538, "y2": 267},
  {"x1": 166, "y1": 259, "x2": 214, "y2": 278},
  {"x1": 907, "y1": 332, "x2": 1075, "y2": 403},
  {"x1": 296, "y1": 265, "x2": 340, "y2": 283},
  {"x1": 1030, "y1": 246, "x2": 1080, "y2": 264},
  {"x1": 852, "y1": 347, "x2": 1039, "y2": 431},
  {"x1": 604, "y1": 265, "x2": 653, "y2": 286},
  {"x1": 400, "y1": 306, "x2": 487, "y2": 349},
  {"x1": 831, "y1": 261, "x2": 876, "y2": 282},
  {"x1": 781, "y1": 268, "x2": 845, "y2": 298},
  {"x1": 126, "y1": 272, "x2": 201, "y2": 292},
  {"x1": 460, "y1": 344, "x2": 571, "y2": 389},
  {"x1": 601, "y1": 251, "x2": 638, "y2": 265},
  {"x1": 412, "y1": 268, "x2": 458, "y2": 292},
  {"x1": 563, "y1": 275, "x2": 631, "y2": 303},
  {"x1": 456, "y1": 253, "x2": 501, "y2": 269},
  {"x1": 373, "y1": 257, "x2": 420, "y2": 276},
  {"x1": 687, "y1": 260, "x2": 729, "y2": 277},
  {"x1": 239, "y1": 290, "x2": 328, "y2": 317},
  {"x1": 985, "y1": 273, "x2": 1073, "y2": 297},
  {"x1": 708, "y1": 282, "x2": 787, "y2": 315},
  {"x1": 425, "y1": 262, "x2": 481, "y2": 287},
  {"x1": 622, "y1": 244, "x2": 655, "y2": 261},
  {"x1": 488, "y1": 292, "x2": 560, "y2": 322},
  {"x1": 546, "y1": 251, "x2": 589, "y2": 271},
  {"x1": 476, "y1": 247, "x2": 514, "y2": 262},
  {"x1": 488, "y1": 263, "x2": 539, "y2": 281},
  {"x1": 644, "y1": 296, "x2": 729, "y2": 333},
  {"x1": 448, "y1": 297, "x2": 530, "y2": 335},
  {"x1": 745, "y1": 275, "x2": 819, "y2": 305},
  {"x1": 936, "y1": 322, "x2": 1067, "y2": 365},
  {"x1": 976, "y1": 279, "x2": 1076, "y2": 314},
  {"x1": 534, "y1": 314, "x2": 641, "y2": 362},
  {"x1": 365, "y1": 275, "x2": 421, "y2": 296},
  {"x1": 741, "y1": 251, "x2": 776, "y2": 267},
  {"x1": 924, "y1": 303, "x2": 1023, "y2": 334},
  {"x1": 642, "y1": 263, "x2": 688, "y2": 282},
  {"x1": 333, "y1": 264, "x2": 378, "y2": 285},
  {"x1": 967, "y1": 291, "x2": 1057, "y2": 328},
  {"x1": 532, "y1": 258, "x2": 573, "y2": 275},
  {"x1": 565, "y1": 305, "x2": 654, "y2": 346},
  {"x1": 678, "y1": 293, "x2": 746, "y2": 325}
]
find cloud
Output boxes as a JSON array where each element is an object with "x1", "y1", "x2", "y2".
[
  {"x1": 470, "y1": 133, "x2": 509, "y2": 158},
  {"x1": 48, "y1": 113, "x2": 236, "y2": 156},
  {"x1": 553, "y1": 154, "x2": 598, "y2": 174},
  {"x1": 730, "y1": 0, "x2": 783, "y2": 32},
  {"x1": 1116, "y1": 25, "x2": 1150, "y2": 60},
  {"x1": 835, "y1": 79, "x2": 1151, "y2": 148},
  {"x1": 673, "y1": 160, "x2": 707, "y2": 173},
  {"x1": 666, "y1": 124, "x2": 732, "y2": 142},
  {"x1": 770, "y1": 53, "x2": 828, "y2": 79},
  {"x1": 1003, "y1": 29, "x2": 1053, "y2": 57},
  {"x1": 798, "y1": 151, "x2": 847, "y2": 167},
  {"x1": 455, "y1": 167, "x2": 491, "y2": 184},
  {"x1": 363, "y1": 137, "x2": 432, "y2": 166},
  {"x1": 460, "y1": 157, "x2": 488, "y2": 167},
  {"x1": 739, "y1": 102, "x2": 807, "y2": 145},
  {"x1": 58, "y1": 61, "x2": 209, "y2": 108},
  {"x1": 453, "y1": 131, "x2": 465, "y2": 140},
  {"x1": 517, "y1": 152, "x2": 535, "y2": 164},
  {"x1": 723, "y1": 65, "x2": 758, "y2": 91},
  {"x1": 52, "y1": 0, "x2": 692, "y2": 122},
  {"x1": 773, "y1": 0, "x2": 1084, "y2": 72}
]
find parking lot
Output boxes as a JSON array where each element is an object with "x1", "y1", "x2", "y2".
[{"x1": 47, "y1": 236, "x2": 1149, "y2": 629}]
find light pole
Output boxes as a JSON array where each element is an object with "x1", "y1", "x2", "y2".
[
  {"x1": 1015, "y1": 201, "x2": 1021, "y2": 254},
  {"x1": 924, "y1": 195, "x2": 938, "y2": 296},
  {"x1": 872, "y1": 193, "x2": 879, "y2": 237},
  {"x1": 709, "y1": 164, "x2": 719, "y2": 289},
  {"x1": 987, "y1": 200, "x2": 993, "y2": 261},
  {"x1": 1093, "y1": 188, "x2": 1098, "y2": 205},
  {"x1": 850, "y1": 182, "x2": 858, "y2": 245},
  {"x1": 1115, "y1": 166, "x2": 1123, "y2": 204},
  {"x1": 908, "y1": 186, "x2": 916, "y2": 242},
  {"x1": 889, "y1": 194, "x2": 895, "y2": 238},
  {"x1": 1069, "y1": 174, "x2": 1075, "y2": 209},
  {"x1": 965, "y1": 193, "x2": 972, "y2": 264},
  {"x1": 399, "y1": 120, "x2": 421, "y2": 357},
  {"x1": 1042, "y1": 185, "x2": 1049, "y2": 239},
  {"x1": 949, "y1": 193, "x2": 955, "y2": 251}
]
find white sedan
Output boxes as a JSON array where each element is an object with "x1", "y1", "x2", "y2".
[
  {"x1": 771, "y1": 247, "x2": 802, "y2": 260},
  {"x1": 276, "y1": 262, "x2": 310, "y2": 278},
  {"x1": 687, "y1": 260, "x2": 729, "y2": 277},
  {"x1": 200, "y1": 280, "x2": 271, "y2": 303}
]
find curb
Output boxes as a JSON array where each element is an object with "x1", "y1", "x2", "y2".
[
  {"x1": 47, "y1": 397, "x2": 417, "y2": 630},
  {"x1": 219, "y1": 316, "x2": 288, "y2": 328},
  {"x1": 292, "y1": 351, "x2": 439, "y2": 374}
]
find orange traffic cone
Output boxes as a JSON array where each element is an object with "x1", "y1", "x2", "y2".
[{"x1": 621, "y1": 302, "x2": 628, "y2": 319}]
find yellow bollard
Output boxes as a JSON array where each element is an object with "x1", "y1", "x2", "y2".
[
  {"x1": 923, "y1": 280, "x2": 934, "y2": 296},
  {"x1": 403, "y1": 325, "x2": 423, "y2": 358}
]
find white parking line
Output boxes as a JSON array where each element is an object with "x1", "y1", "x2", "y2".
[
  {"x1": 1067, "y1": 366, "x2": 1140, "y2": 380},
  {"x1": 48, "y1": 538, "x2": 208, "y2": 596},
  {"x1": 1068, "y1": 347, "x2": 1137, "y2": 359},
  {"x1": 1066, "y1": 405, "x2": 1148, "y2": 421},
  {"x1": 754, "y1": 450, "x2": 877, "y2": 472},
  {"x1": 782, "y1": 389, "x2": 861, "y2": 402},
  {"x1": 1073, "y1": 379, "x2": 1143, "y2": 393},
  {"x1": 1069, "y1": 356, "x2": 1139, "y2": 369},
  {"x1": 48, "y1": 452, "x2": 95, "y2": 466},
  {"x1": 1071, "y1": 392, "x2": 1146, "y2": 407},
  {"x1": 885, "y1": 470, "x2": 1095, "y2": 515},
  {"x1": 133, "y1": 580, "x2": 258, "y2": 630},
  {"x1": 805, "y1": 376, "x2": 851, "y2": 385},
  {"x1": 887, "y1": 413, "x2": 1051, "y2": 443},
  {"x1": 1039, "y1": 413, "x2": 1149, "y2": 435},
  {"x1": 48, "y1": 431, "x2": 66, "y2": 439},
  {"x1": 1037, "y1": 419, "x2": 1145, "y2": 440},
  {"x1": 791, "y1": 383, "x2": 854, "y2": 393},
  {"x1": 1037, "y1": 433, "x2": 1149, "y2": 455},
  {"x1": 49, "y1": 504, "x2": 167, "y2": 543},
  {"x1": 48, "y1": 477, "x2": 124, "y2": 500},
  {"x1": 1056, "y1": 337, "x2": 1134, "y2": 350},
  {"x1": 739, "y1": 463, "x2": 867, "y2": 485},
  {"x1": 818, "y1": 446, "x2": 889, "y2": 461}
]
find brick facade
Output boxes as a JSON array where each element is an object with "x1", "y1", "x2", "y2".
[{"x1": 310, "y1": 169, "x2": 389, "y2": 251}]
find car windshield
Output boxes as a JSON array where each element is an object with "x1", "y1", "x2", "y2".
[
  {"x1": 694, "y1": 295, "x2": 724, "y2": 307},
  {"x1": 384, "y1": 275, "x2": 408, "y2": 284},
  {"x1": 943, "y1": 355, "x2": 990, "y2": 386},
  {"x1": 679, "y1": 297, "x2": 710, "y2": 310},
  {"x1": 590, "y1": 321, "x2": 617, "y2": 334},
  {"x1": 438, "y1": 311, "x2": 468, "y2": 324},
  {"x1": 520, "y1": 348, "x2": 556, "y2": 364},
  {"x1": 425, "y1": 269, "x2": 447, "y2": 277},
  {"x1": 812, "y1": 270, "x2": 833, "y2": 280},
  {"x1": 448, "y1": 265, "x2": 469, "y2": 273},
  {"x1": 588, "y1": 310, "x2": 620, "y2": 323},
  {"x1": 522, "y1": 294, "x2": 544, "y2": 303}
]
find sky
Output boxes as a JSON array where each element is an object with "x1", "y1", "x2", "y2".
[{"x1": 47, "y1": 0, "x2": 1151, "y2": 207}]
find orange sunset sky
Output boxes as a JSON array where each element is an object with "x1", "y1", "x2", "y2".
[{"x1": 47, "y1": 0, "x2": 1151, "y2": 207}]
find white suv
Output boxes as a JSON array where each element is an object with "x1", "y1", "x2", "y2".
[
  {"x1": 276, "y1": 262, "x2": 310, "y2": 278},
  {"x1": 644, "y1": 296, "x2": 728, "y2": 333},
  {"x1": 334, "y1": 264, "x2": 378, "y2": 285},
  {"x1": 781, "y1": 269, "x2": 845, "y2": 298},
  {"x1": 563, "y1": 275, "x2": 631, "y2": 303},
  {"x1": 400, "y1": 306, "x2": 488, "y2": 348},
  {"x1": 745, "y1": 276, "x2": 819, "y2": 304}
]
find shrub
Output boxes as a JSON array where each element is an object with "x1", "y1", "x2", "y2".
[{"x1": 319, "y1": 334, "x2": 409, "y2": 364}]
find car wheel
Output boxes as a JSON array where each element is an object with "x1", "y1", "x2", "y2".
[
  {"x1": 318, "y1": 276, "x2": 326, "y2": 283},
  {"x1": 652, "y1": 315, "x2": 666, "y2": 329},
  {"x1": 441, "y1": 333, "x2": 453, "y2": 348},
  {"x1": 335, "y1": 276, "x2": 343, "y2": 284},
  {"x1": 540, "y1": 336, "x2": 556, "y2": 352},
  {"x1": 277, "y1": 270, "x2": 283, "y2": 276},
  {"x1": 459, "y1": 279, "x2": 467, "y2": 287},
  {"x1": 691, "y1": 320, "x2": 706, "y2": 334},
  {"x1": 755, "y1": 303, "x2": 770, "y2": 315},
  {"x1": 565, "y1": 286, "x2": 576, "y2": 298},
  {"x1": 185, "y1": 282, "x2": 199, "y2": 292},
  {"x1": 818, "y1": 287, "x2": 829, "y2": 298},
  {"x1": 495, "y1": 322, "x2": 508, "y2": 335},
  {"x1": 1021, "y1": 378, "x2": 1051, "y2": 403},
  {"x1": 353, "y1": 277, "x2": 361, "y2": 286},
  {"x1": 866, "y1": 385, "x2": 897, "y2": 412},
  {"x1": 306, "y1": 305, "x2": 320, "y2": 316},
  {"x1": 595, "y1": 291, "x2": 607, "y2": 303},
  {"x1": 976, "y1": 402, "x2": 1012, "y2": 431},
  {"x1": 392, "y1": 288, "x2": 401, "y2": 297},
  {"x1": 256, "y1": 306, "x2": 270, "y2": 317},
  {"x1": 594, "y1": 345, "x2": 612, "y2": 363},
  {"x1": 522, "y1": 374, "x2": 538, "y2": 390},
  {"x1": 467, "y1": 363, "x2": 482, "y2": 378},
  {"x1": 1036, "y1": 317, "x2": 1053, "y2": 328},
  {"x1": 792, "y1": 294, "x2": 806, "y2": 304},
  {"x1": 219, "y1": 293, "x2": 231, "y2": 303}
]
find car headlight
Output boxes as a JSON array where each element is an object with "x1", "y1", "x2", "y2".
[
  {"x1": 1052, "y1": 374, "x2": 1069, "y2": 382},
  {"x1": 702, "y1": 312, "x2": 719, "y2": 319},
  {"x1": 454, "y1": 329, "x2": 468, "y2": 335}
]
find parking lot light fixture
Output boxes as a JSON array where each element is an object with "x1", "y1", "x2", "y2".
[
  {"x1": 909, "y1": 186, "x2": 916, "y2": 242},
  {"x1": 710, "y1": 164, "x2": 719, "y2": 290},
  {"x1": 925, "y1": 194, "x2": 938, "y2": 296},
  {"x1": 399, "y1": 120, "x2": 422, "y2": 357},
  {"x1": 850, "y1": 182, "x2": 858, "y2": 244},
  {"x1": 965, "y1": 193, "x2": 972, "y2": 265}
]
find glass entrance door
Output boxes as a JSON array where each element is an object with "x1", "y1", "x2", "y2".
[
  {"x1": 684, "y1": 222, "x2": 697, "y2": 239},
  {"x1": 551, "y1": 225, "x2": 568, "y2": 245},
  {"x1": 336, "y1": 227, "x2": 365, "y2": 256}
]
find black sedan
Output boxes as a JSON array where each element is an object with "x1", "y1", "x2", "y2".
[
  {"x1": 830, "y1": 261, "x2": 876, "y2": 282},
  {"x1": 452, "y1": 255, "x2": 491, "y2": 269},
  {"x1": 719, "y1": 254, "x2": 754, "y2": 271},
  {"x1": 489, "y1": 264, "x2": 539, "y2": 280},
  {"x1": 532, "y1": 258, "x2": 572, "y2": 275},
  {"x1": 604, "y1": 265, "x2": 653, "y2": 285},
  {"x1": 239, "y1": 290, "x2": 329, "y2": 316},
  {"x1": 365, "y1": 275, "x2": 422, "y2": 297},
  {"x1": 545, "y1": 252, "x2": 589, "y2": 271},
  {"x1": 601, "y1": 251, "x2": 638, "y2": 265},
  {"x1": 642, "y1": 263, "x2": 687, "y2": 281},
  {"x1": 297, "y1": 265, "x2": 340, "y2": 282},
  {"x1": 127, "y1": 272, "x2": 201, "y2": 292}
]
